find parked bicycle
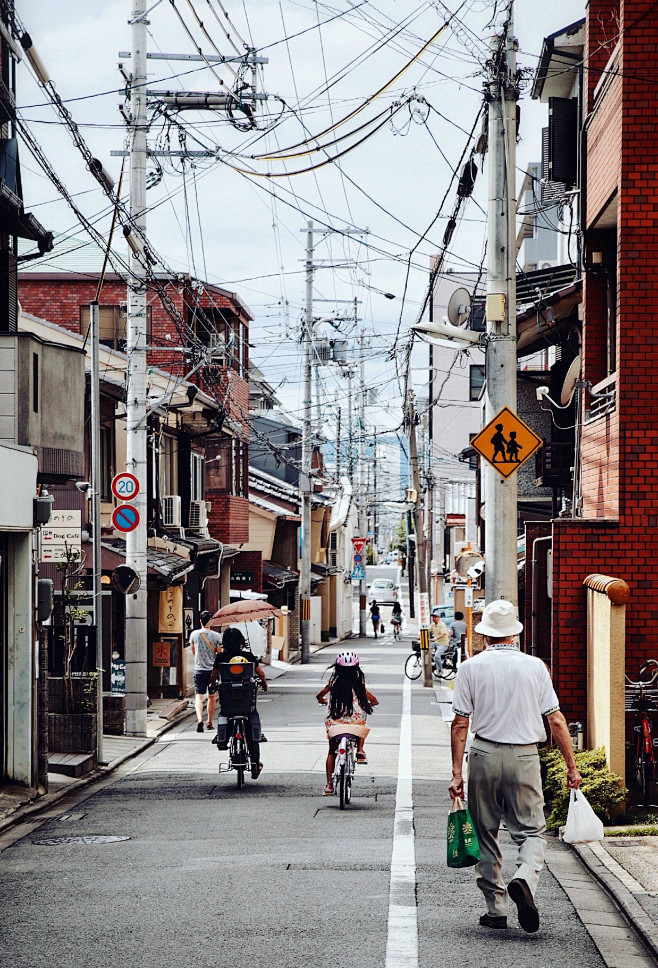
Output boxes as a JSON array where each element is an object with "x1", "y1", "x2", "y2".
[
  {"x1": 625, "y1": 661, "x2": 658, "y2": 805},
  {"x1": 332, "y1": 732, "x2": 358, "y2": 809}
]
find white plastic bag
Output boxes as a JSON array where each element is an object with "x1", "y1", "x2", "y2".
[{"x1": 563, "y1": 789, "x2": 604, "y2": 843}]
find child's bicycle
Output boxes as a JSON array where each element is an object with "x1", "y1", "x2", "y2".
[
  {"x1": 332, "y1": 732, "x2": 358, "y2": 809},
  {"x1": 391, "y1": 616, "x2": 402, "y2": 641}
]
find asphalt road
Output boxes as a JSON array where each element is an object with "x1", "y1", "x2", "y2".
[{"x1": 0, "y1": 637, "x2": 606, "y2": 968}]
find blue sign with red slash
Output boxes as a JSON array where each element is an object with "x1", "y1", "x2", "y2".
[
  {"x1": 354, "y1": 553, "x2": 363, "y2": 564},
  {"x1": 112, "y1": 504, "x2": 140, "y2": 533}
]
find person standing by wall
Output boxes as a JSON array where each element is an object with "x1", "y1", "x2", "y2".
[
  {"x1": 189, "y1": 610, "x2": 222, "y2": 733},
  {"x1": 449, "y1": 600, "x2": 581, "y2": 934}
]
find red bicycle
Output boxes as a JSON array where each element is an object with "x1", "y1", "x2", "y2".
[{"x1": 626, "y1": 661, "x2": 658, "y2": 805}]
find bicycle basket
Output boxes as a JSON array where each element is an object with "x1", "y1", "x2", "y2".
[{"x1": 625, "y1": 683, "x2": 658, "y2": 712}]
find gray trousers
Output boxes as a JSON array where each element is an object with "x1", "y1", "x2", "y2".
[{"x1": 467, "y1": 738, "x2": 546, "y2": 917}]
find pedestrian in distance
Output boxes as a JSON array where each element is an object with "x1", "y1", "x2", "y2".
[
  {"x1": 450, "y1": 611, "x2": 467, "y2": 651},
  {"x1": 189, "y1": 609, "x2": 222, "y2": 732},
  {"x1": 369, "y1": 600, "x2": 381, "y2": 638},
  {"x1": 449, "y1": 600, "x2": 582, "y2": 934},
  {"x1": 316, "y1": 651, "x2": 378, "y2": 794}
]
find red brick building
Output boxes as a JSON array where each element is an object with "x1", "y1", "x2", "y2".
[
  {"x1": 527, "y1": 2, "x2": 658, "y2": 735},
  {"x1": 19, "y1": 251, "x2": 252, "y2": 548}
]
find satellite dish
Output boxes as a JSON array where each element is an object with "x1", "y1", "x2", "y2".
[
  {"x1": 560, "y1": 355, "x2": 581, "y2": 406},
  {"x1": 447, "y1": 287, "x2": 472, "y2": 327}
]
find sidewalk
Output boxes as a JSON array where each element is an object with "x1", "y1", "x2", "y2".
[
  {"x1": 0, "y1": 696, "x2": 193, "y2": 834},
  {"x1": 571, "y1": 835, "x2": 658, "y2": 963}
]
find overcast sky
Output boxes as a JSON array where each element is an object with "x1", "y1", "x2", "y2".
[{"x1": 17, "y1": 0, "x2": 584, "y2": 437}]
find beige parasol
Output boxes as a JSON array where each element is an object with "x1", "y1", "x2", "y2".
[{"x1": 207, "y1": 598, "x2": 280, "y2": 629}]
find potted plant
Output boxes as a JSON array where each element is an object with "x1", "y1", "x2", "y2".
[{"x1": 47, "y1": 546, "x2": 98, "y2": 756}]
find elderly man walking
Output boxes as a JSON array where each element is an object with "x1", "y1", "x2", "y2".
[{"x1": 449, "y1": 600, "x2": 581, "y2": 934}]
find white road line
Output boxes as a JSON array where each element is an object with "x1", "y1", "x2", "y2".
[{"x1": 385, "y1": 674, "x2": 419, "y2": 968}]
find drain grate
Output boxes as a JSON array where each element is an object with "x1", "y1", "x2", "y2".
[{"x1": 33, "y1": 835, "x2": 130, "y2": 846}]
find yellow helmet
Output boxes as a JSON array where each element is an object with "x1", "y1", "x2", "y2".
[{"x1": 229, "y1": 655, "x2": 248, "y2": 664}]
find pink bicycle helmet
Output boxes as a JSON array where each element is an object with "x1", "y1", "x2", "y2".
[{"x1": 336, "y1": 650, "x2": 359, "y2": 667}]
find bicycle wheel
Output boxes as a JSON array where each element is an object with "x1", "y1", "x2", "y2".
[
  {"x1": 339, "y1": 763, "x2": 347, "y2": 810},
  {"x1": 641, "y1": 751, "x2": 653, "y2": 804},
  {"x1": 235, "y1": 733, "x2": 246, "y2": 789},
  {"x1": 405, "y1": 654, "x2": 422, "y2": 680}
]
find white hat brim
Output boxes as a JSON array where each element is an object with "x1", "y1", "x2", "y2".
[{"x1": 474, "y1": 618, "x2": 523, "y2": 637}]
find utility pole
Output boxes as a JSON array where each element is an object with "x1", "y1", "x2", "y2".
[
  {"x1": 335, "y1": 392, "x2": 341, "y2": 480},
  {"x1": 407, "y1": 391, "x2": 432, "y2": 686},
  {"x1": 428, "y1": 271, "x2": 435, "y2": 607},
  {"x1": 124, "y1": 0, "x2": 148, "y2": 736},
  {"x1": 358, "y1": 327, "x2": 367, "y2": 638},
  {"x1": 483, "y1": 9, "x2": 519, "y2": 605},
  {"x1": 300, "y1": 221, "x2": 314, "y2": 663},
  {"x1": 346, "y1": 367, "x2": 354, "y2": 485},
  {"x1": 90, "y1": 301, "x2": 105, "y2": 763}
]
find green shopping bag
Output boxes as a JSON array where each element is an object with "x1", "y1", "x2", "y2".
[{"x1": 446, "y1": 797, "x2": 481, "y2": 868}]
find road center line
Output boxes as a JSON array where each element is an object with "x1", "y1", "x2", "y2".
[{"x1": 385, "y1": 674, "x2": 419, "y2": 968}]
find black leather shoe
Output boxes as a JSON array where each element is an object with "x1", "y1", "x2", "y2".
[
  {"x1": 479, "y1": 913, "x2": 507, "y2": 929},
  {"x1": 508, "y1": 879, "x2": 539, "y2": 933}
]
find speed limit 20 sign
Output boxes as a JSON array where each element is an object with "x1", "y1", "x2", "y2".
[{"x1": 111, "y1": 473, "x2": 139, "y2": 502}]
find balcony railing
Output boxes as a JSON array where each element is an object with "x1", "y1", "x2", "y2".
[{"x1": 535, "y1": 442, "x2": 574, "y2": 488}]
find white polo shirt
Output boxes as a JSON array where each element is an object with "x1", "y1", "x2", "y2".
[{"x1": 451, "y1": 643, "x2": 560, "y2": 744}]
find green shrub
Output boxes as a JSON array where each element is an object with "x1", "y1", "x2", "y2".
[{"x1": 539, "y1": 746, "x2": 627, "y2": 830}]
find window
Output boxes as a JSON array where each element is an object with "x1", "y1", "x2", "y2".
[
  {"x1": 190, "y1": 452, "x2": 205, "y2": 501},
  {"x1": 188, "y1": 307, "x2": 248, "y2": 377},
  {"x1": 205, "y1": 435, "x2": 247, "y2": 497},
  {"x1": 32, "y1": 352, "x2": 39, "y2": 413},
  {"x1": 80, "y1": 305, "x2": 152, "y2": 351},
  {"x1": 469, "y1": 364, "x2": 485, "y2": 401},
  {"x1": 160, "y1": 434, "x2": 178, "y2": 495}
]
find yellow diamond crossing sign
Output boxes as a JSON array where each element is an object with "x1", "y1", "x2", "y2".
[{"x1": 471, "y1": 406, "x2": 543, "y2": 479}]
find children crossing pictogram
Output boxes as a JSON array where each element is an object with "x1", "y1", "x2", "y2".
[{"x1": 470, "y1": 407, "x2": 543, "y2": 479}]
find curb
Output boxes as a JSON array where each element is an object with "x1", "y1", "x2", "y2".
[
  {"x1": 572, "y1": 842, "x2": 658, "y2": 962},
  {"x1": 0, "y1": 706, "x2": 194, "y2": 836}
]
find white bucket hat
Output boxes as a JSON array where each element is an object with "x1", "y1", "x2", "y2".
[{"x1": 474, "y1": 600, "x2": 523, "y2": 638}]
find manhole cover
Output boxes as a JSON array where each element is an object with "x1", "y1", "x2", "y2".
[{"x1": 33, "y1": 835, "x2": 130, "y2": 846}]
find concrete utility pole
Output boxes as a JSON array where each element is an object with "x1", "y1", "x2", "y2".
[
  {"x1": 89, "y1": 301, "x2": 105, "y2": 762},
  {"x1": 124, "y1": 0, "x2": 149, "y2": 736},
  {"x1": 358, "y1": 327, "x2": 367, "y2": 637},
  {"x1": 407, "y1": 391, "x2": 432, "y2": 686},
  {"x1": 300, "y1": 221, "x2": 314, "y2": 663},
  {"x1": 484, "y1": 10, "x2": 519, "y2": 605}
]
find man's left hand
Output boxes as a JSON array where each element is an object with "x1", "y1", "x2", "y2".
[{"x1": 567, "y1": 766, "x2": 582, "y2": 789}]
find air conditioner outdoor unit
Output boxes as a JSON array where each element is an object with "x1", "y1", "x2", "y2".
[
  {"x1": 329, "y1": 551, "x2": 338, "y2": 569},
  {"x1": 162, "y1": 494, "x2": 183, "y2": 534},
  {"x1": 189, "y1": 499, "x2": 210, "y2": 536}
]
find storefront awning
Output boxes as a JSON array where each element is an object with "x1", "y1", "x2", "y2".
[{"x1": 101, "y1": 539, "x2": 194, "y2": 586}]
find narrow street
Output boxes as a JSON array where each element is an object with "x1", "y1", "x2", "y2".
[{"x1": 0, "y1": 634, "x2": 616, "y2": 968}]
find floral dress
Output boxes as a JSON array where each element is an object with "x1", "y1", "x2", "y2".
[{"x1": 325, "y1": 691, "x2": 370, "y2": 740}]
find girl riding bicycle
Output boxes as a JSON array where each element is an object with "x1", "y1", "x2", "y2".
[
  {"x1": 391, "y1": 601, "x2": 403, "y2": 639},
  {"x1": 316, "y1": 651, "x2": 378, "y2": 796}
]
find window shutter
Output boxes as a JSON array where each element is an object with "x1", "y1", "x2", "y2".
[
  {"x1": 0, "y1": 249, "x2": 18, "y2": 332},
  {"x1": 548, "y1": 97, "x2": 578, "y2": 187}
]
